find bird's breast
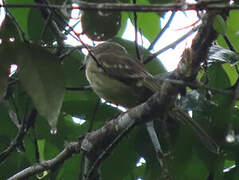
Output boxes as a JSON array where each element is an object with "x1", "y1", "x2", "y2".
[{"x1": 86, "y1": 60, "x2": 140, "y2": 107}]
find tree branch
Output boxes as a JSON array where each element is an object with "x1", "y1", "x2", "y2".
[
  {"x1": 0, "y1": 109, "x2": 37, "y2": 162},
  {"x1": 176, "y1": 11, "x2": 224, "y2": 80},
  {"x1": 132, "y1": 0, "x2": 140, "y2": 60},
  {"x1": 7, "y1": 142, "x2": 81, "y2": 180},
  {"x1": 7, "y1": 88, "x2": 173, "y2": 180},
  {"x1": 1, "y1": 1, "x2": 238, "y2": 12}
]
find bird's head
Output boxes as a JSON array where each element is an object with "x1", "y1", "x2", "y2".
[{"x1": 92, "y1": 42, "x2": 128, "y2": 55}]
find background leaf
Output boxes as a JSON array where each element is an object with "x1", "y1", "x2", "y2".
[
  {"x1": 217, "y1": 11, "x2": 239, "y2": 50},
  {"x1": 213, "y1": 15, "x2": 227, "y2": 35},
  {"x1": 0, "y1": 63, "x2": 9, "y2": 102},
  {"x1": 208, "y1": 45, "x2": 239, "y2": 66},
  {"x1": 81, "y1": 0, "x2": 121, "y2": 41},
  {"x1": 129, "y1": 0, "x2": 161, "y2": 42},
  {"x1": 27, "y1": 8, "x2": 56, "y2": 44},
  {"x1": 6, "y1": 0, "x2": 34, "y2": 38},
  {"x1": 17, "y1": 44, "x2": 65, "y2": 130}
]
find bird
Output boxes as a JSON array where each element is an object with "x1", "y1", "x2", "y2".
[{"x1": 85, "y1": 42, "x2": 219, "y2": 154}]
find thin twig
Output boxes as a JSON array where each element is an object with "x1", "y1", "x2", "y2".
[
  {"x1": 0, "y1": 109, "x2": 37, "y2": 162},
  {"x1": 132, "y1": 0, "x2": 140, "y2": 60},
  {"x1": 85, "y1": 120, "x2": 135, "y2": 180},
  {"x1": 57, "y1": 15, "x2": 104, "y2": 71},
  {"x1": 222, "y1": 35, "x2": 239, "y2": 104},
  {"x1": 87, "y1": 98, "x2": 100, "y2": 132},
  {"x1": 1, "y1": 2, "x2": 238, "y2": 12},
  {"x1": 222, "y1": 35, "x2": 239, "y2": 74},
  {"x1": 0, "y1": 122, "x2": 25, "y2": 162},
  {"x1": 35, "y1": 0, "x2": 66, "y2": 55},
  {"x1": 66, "y1": 86, "x2": 92, "y2": 91},
  {"x1": 39, "y1": 0, "x2": 83, "y2": 44},
  {"x1": 148, "y1": 12, "x2": 176, "y2": 51},
  {"x1": 223, "y1": 35, "x2": 235, "y2": 52},
  {"x1": 7, "y1": 142, "x2": 81, "y2": 180},
  {"x1": 6, "y1": 10, "x2": 27, "y2": 42},
  {"x1": 59, "y1": 45, "x2": 85, "y2": 60},
  {"x1": 78, "y1": 154, "x2": 85, "y2": 180},
  {"x1": 39, "y1": 10, "x2": 53, "y2": 43},
  {"x1": 31, "y1": 126, "x2": 40, "y2": 163},
  {"x1": 156, "y1": 77, "x2": 232, "y2": 95},
  {"x1": 143, "y1": 25, "x2": 199, "y2": 64}
]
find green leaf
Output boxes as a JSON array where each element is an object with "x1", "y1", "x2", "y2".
[
  {"x1": 6, "y1": 0, "x2": 34, "y2": 37},
  {"x1": 101, "y1": 128, "x2": 138, "y2": 180},
  {"x1": 0, "y1": 15, "x2": 21, "y2": 42},
  {"x1": 200, "y1": 63, "x2": 233, "y2": 141},
  {"x1": 129, "y1": 0, "x2": 161, "y2": 42},
  {"x1": 136, "y1": 12, "x2": 161, "y2": 42},
  {"x1": 149, "y1": 0, "x2": 173, "y2": 3},
  {"x1": 117, "y1": 12, "x2": 129, "y2": 38},
  {"x1": 222, "y1": 63, "x2": 238, "y2": 86},
  {"x1": 60, "y1": 114, "x2": 88, "y2": 138},
  {"x1": 208, "y1": 45, "x2": 239, "y2": 66},
  {"x1": 23, "y1": 135, "x2": 37, "y2": 164},
  {"x1": 0, "y1": 104, "x2": 18, "y2": 138},
  {"x1": 223, "y1": 166, "x2": 239, "y2": 180},
  {"x1": 62, "y1": 91, "x2": 98, "y2": 119},
  {"x1": 133, "y1": 125, "x2": 162, "y2": 179},
  {"x1": 131, "y1": 163, "x2": 146, "y2": 179},
  {"x1": 62, "y1": 90, "x2": 120, "y2": 127},
  {"x1": 206, "y1": 62, "x2": 231, "y2": 89},
  {"x1": 0, "y1": 152, "x2": 30, "y2": 179},
  {"x1": 37, "y1": 139, "x2": 46, "y2": 162},
  {"x1": 81, "y1": 0, "x2": 121, "y2": 41},
  {"x1": 118, "y1": 0, "x2": 130, "y2": 2},
  {"x1": 224, "y1": 160, "x2": 235, "y2": 169},
  {"x1": 0, "y1": 63, "x2": 9, "y2": 102},
  {"x1": 170, "y1": 125, "x2": 195, "y2": 179},
  {"x1": 62, "y1": 50, "x2": 86, "y2": 87},
  {"x1": 43, "y1": 140, "x2": 61, "y2": 159},
  {"x1": 57, "y1": 155, "x2": 82, "y2": 179},
  {"x1": 27, "y1": 8, "x2": 56, "y2": 44},
  {"x1": 213, "y1": 15, "x2": 227, "y2": 35},
  {"x1": 184, "y1": 153, "x2": 208, "y2": 180},
  {"x1": 217, "y1": 11, "x2": 239, "y2": 50},
  {"x1": 48, "y1": 0, "x2": 67, "y2": 4},
  {"x1": 17, "y1": 43, "x2": 65, "y2": 130},
  {"x1": 0, "y1": 16, "x2": 22, "y2": 64}
]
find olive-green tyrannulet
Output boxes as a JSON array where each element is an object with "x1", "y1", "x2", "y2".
[{"x1": 85, "y1": 42, "x2": 219, "y2": 154}]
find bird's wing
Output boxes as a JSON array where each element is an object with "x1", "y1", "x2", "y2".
[
  {"x1": 95, "y1": 53, "x2": 149, "y2": 77},
  {"x1": 95, "y1": 53, "x2": 161, "y2": 92}
]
